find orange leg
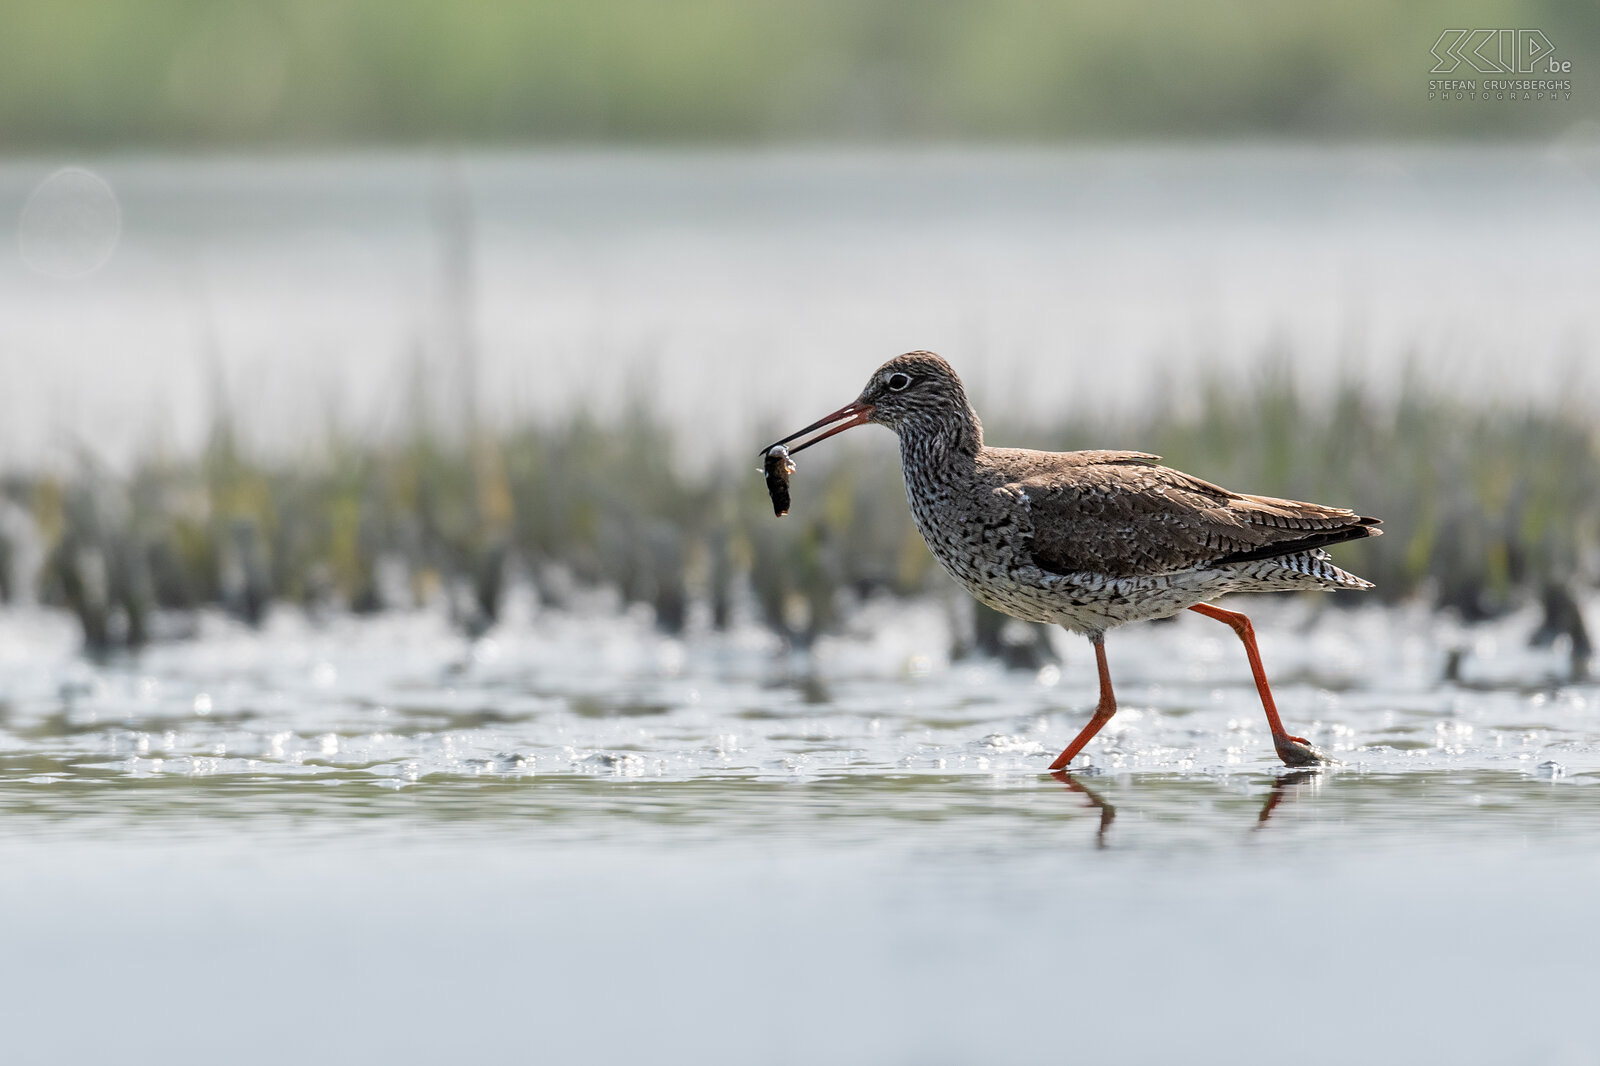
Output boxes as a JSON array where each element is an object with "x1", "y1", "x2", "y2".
[
  {"x1": 1187, "y1": 603, "x2": 1325, "y2": 767},
  {"x1": 1048, "y1": 636, "x2": 1117, "y2": 771}
]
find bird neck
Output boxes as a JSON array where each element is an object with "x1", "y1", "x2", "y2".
[{"x1": 896, "y1": 404, "x2": 984, "y2": 477}]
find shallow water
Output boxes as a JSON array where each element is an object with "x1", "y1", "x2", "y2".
[
  {"x1": 2, "y1": 598, "x2": 1598, "y2": 1063},
  {"x1": 3, "y1": 594, "x2": 1596, "y2": 806}
]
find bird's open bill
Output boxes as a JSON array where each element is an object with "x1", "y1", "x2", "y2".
[{"x1": 761, "y1": 401, "x2": 875, "y2": 457}]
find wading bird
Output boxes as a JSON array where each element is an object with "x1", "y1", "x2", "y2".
[{"x1": 764, "y1": 352, "x2": 1380, "y2": 769}]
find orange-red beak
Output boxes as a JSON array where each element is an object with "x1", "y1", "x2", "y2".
[{"x1": 761, "y1": 401, "x2": 875, "y2": 457}]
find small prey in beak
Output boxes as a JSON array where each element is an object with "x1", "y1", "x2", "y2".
[
  {"x1": 757, "y1": 400, "x2": 875, "y2": 518},
  {"x1": 762, "y1": 445, "x2": 796, "y2": 517}
]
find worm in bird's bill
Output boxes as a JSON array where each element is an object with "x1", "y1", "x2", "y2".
[{"x1": 762, "y1": 446, "x2": 796, "y2": 516}]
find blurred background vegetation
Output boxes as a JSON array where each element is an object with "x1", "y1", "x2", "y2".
[
  {"x1": 8, "y1": 368, "x2": 1596, "y2": 670},
  {"x1": 1, "y1": 0, "x2": 1596, "y2": 147}
]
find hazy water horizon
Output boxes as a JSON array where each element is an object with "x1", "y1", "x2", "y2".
[{"x1": 3, "y1": 143, "x2": 1599, "y2": 470}]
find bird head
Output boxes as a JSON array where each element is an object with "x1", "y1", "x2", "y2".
[
  {"x1": 762, "y1": 351, "x2": 976, "y2": 457},
  {"x1": 852, "y1": 351, "x2": 970, "y2": 431}
]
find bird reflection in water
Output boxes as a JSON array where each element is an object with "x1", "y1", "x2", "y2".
[
  {"x1": 1049, "y1": 767, "x2": 1329, "y2": 846},
  {"x1": 1049, "y1": 770, "x2": 1116, "y2": 848},
  {"x1": 1256, "y1": 769, "x2": 1325, "y2": 829}
]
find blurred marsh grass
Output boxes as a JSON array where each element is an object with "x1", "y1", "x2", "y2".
[
  {"x1": 5, "y1": 367, "x2": 1597, "y2": 660},
  {"x1": 9, "y1": 0, "x2": 1598, "y2": 146}
]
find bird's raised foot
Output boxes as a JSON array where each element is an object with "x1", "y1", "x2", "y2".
[{"x1": 1273, "y1": 733, "x2": 1329, "y2": 768}]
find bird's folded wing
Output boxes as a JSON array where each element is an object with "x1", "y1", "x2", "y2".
[{"x1": 1006, "y1": 459, "x2": 1377, "y2": 579}]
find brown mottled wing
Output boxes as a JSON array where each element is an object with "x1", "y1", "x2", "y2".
[{"x1": 1007, "y1": 453, "x2": 1380, "y2": 578}]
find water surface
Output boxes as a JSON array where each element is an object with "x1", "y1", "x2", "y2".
[{"x1": 1, "y1": 599, "x2": 1596, "y2": 1064}]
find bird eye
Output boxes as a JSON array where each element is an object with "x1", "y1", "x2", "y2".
[{"x1": 887, "y1": 372, "x2": 912, "y2": 392}]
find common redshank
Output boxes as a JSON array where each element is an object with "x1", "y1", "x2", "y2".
[{"x1": 764, "y1": 351, "x2": 1381, "y2": 769}]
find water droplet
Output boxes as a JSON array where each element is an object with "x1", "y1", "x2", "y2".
[{"x1": 18, "y1": 168, "x2": 121, "y2": 279}]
